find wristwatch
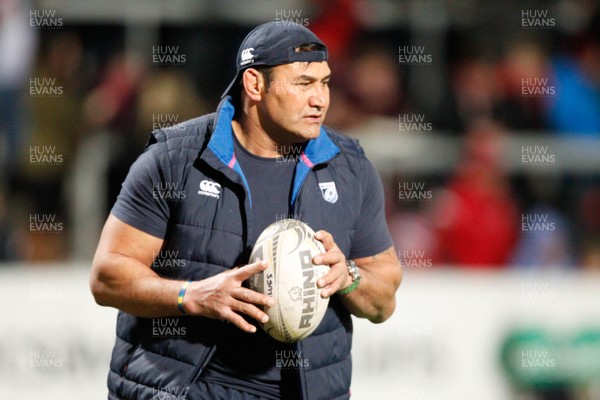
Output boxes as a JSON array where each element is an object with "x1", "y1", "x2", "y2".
[{"x1": 338, "y1": 259, "x2": 361, "y2": 295}]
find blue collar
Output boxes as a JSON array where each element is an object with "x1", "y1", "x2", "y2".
[
  {"x1": 208, "y1": 96, "x2": 340, "y2": 170},
  {"x1": 206, "y1": 96, "x2": 340, "y2": 207}
]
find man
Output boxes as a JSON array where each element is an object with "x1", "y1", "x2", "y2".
[{"x1": 90, "y1": 21, "x2": 401, "y2": 400}]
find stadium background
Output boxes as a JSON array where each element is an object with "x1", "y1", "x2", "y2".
[{"x1": 1, "y1": 0, "x2": 600, "y2": 399}]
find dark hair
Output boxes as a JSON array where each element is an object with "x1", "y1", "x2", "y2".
[{"x1": 294, "y1": 42, "x2": 325, "y2": 53}]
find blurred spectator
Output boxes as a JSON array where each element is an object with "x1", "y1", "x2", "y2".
[
  {"x1": 0, "y1": 0, "x2": 37, "y2": 183},
  {"x1": 82, "y1": 51, "x2": 146, "y2": 210},
  {"x1": 346, "y1": 44, "x2": 404, "y2": 117},
  {"x1": 135, "y1": 69, "x2": 209, "y2": 140},
  {"x1": 544, "y1": 12, "x2": 600, "y2": 135},
  {"x1": 387, "y1": 195, "x2": 438, "y2": 271},
  {"x1": 578, "y1": 186, "x2": 600, "y2": 272},
  {"x1": 16, "y1": 32, "x2": 83, "y2": 260},
  {"x1": 581, "y1": 235, "x2": 600, "y2": 272},
  {"x1": 327, "y1": 42, "x2": 408, "y2": 135},
  {"x1": 323, "y1": 83, "x2": 363, "y2": 131},
  {"x1": 496, "y1": 39, "x2": 550, "y2": 130},
  {"x1": 511, "y1": 176, "x2": 575, "y2": 270},
  {"x1": 308, "y1": 0, "x2": 361, "y2": 64},
  {"x1": 511, "y1": 204, "x2": 575, "y2": 269},
  {"x1": 443, "y1": 38, "x2": 551, "y2": 132},
  {"x1": 431, "y1": 119, "x2": 519, "y2": 267},
  {"x1": 0, "y1": 189, "x2": 30, "y2": 261},
  {"x1": 0, "y1": 191, "x2": 10, "y2": 261},
  {"x1": 19, "y1": 32, "x2": 83, "y2": 202},
  {"x1": 83, "y1": 51, "x2": 145, "y2": 134},
  {"x1": 579, "y1": 186, "x2": 600, "y2": 235},
  {"x1": 443, "y1": 56, "x2": 498, "y2": 132},
  {"x1": 71, "y1": 65, "x2": 207, "y2": 259}
]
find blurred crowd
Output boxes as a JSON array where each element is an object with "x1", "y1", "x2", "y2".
[{"x1": 0, "y1": 0, "x2": 599, "y2": 273}]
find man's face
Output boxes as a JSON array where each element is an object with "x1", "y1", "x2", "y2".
[{"x1": 258, "y1": 61, "x2": 331, "y2": 144}]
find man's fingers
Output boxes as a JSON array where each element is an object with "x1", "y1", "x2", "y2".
[
  {"x1": 312, "y1": 230, "x2": 347, "y2": 297},
  {"x1": 233, "y1": 287, "x2": 275, "y2": 307},
  {"x1": 316, "y1": 261, "x2": 351, "y2": 297},
  {"x1": 319, "y1": 266, "x2": 343, "y2": 285},
  {"x1": 312, "y1": 250, "x2": 343, "y2": 267},
  {"x1": 231, "y1": 299, "x2": 270, "y2": 324},
  {"x1": 235, "y1": 260, "x2": 268, "y2": 281},
  {"x1": 314, "y1": 230, "x2": 336, "y2": 251},
  {"x1": 318, "y1": 268, "x2": 345, "y2": 291},
  {"x1": 220, "y1": 309, "x2": 257, "y2": 333}
]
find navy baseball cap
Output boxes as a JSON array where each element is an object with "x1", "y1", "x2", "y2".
[{"x1": 222, "y1": 21, "x2": 328, "y2": 98}]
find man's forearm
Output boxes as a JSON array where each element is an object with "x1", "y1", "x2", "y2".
[
  {"x1": 336, "y1": 246, "x2": 402, "y2": 323},
  {"x1": 90, "y1": 252, "x2": 184, "y2": 318},
  {"x1": 338, "y1": 260, "x2": 400, "y2": 323}
]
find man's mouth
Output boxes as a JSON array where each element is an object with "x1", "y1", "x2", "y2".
[{"x1": 304, "y1": 115, "x2": 322, "y2": 122}]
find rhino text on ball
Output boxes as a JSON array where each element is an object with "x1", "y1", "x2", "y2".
[{"x1": 299, "y1": 250, "x2": 316, "y2": 329}]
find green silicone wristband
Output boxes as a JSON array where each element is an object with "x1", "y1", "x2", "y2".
[{"x1": 338, "y1": 279, "x2": 360, "y2": 296}]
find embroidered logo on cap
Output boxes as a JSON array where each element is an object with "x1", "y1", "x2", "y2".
[{"x1": 240, "y1": 48, "x2": 255, "y2": 66}]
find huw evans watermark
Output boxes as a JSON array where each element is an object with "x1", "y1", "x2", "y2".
[
  {"x1": 398, "y1": 320, "x2": 433, "y2": 336},
  {"x1": 521, "y1": 9, "x2": 556, "y2": 29},
  {"x1": 398, "y1": 46, "x2": 432, "y2": 65},
  {"x1": 275, "y1": 213, "x2": 303, "y2": 222},
  {"x1": 152, "y1": 250, "x2": 188, "y2": 270},
  {"x1": 152, "y1": 114, "x2": 186, "y2": 131},
  {"x1": 398, "y1": 182, "x2": 432, "y2": 202},
  {"x1": 152, "y1": 318, "x2": 187, "y2": 338},
  {"x1": 29, "y1": 281, "x2": 64, "y2": 299},
  {"x1": 521, "y1": 349, "x2": 556, "y2": 368},
  {"x1": 273, "y1": 77, "x2": 326, "y2": 96},
  {"x1": 521, "y1": 281, "x2": 556, "y2": 300},
  {"x1": 275, "y1": 350, "x2": 309, "y2": 369},
  {"x1": 151, "y1": 385, "x2": 184, "y2": 400},
  {"x1": 399, "y1": 250, "x2": 432, "y2": 269},
  {"x1": 29, "y1": 214, "x2": 63, "y2": 233},
  {"x1": 399, "y1": 113, "x2": 432, "y2": 132},
  {"x1": 521, "y1": 77, "x2": 555, "y2": 97},
  {"x1": 30, "y1": 349, "x2": 64, "y2": 368},
  {"x1": 276, "y1": 144, "x2": 303, "y2": 164},
  {"x1": 30, "y1": 77, "x2": 63, "y2": 97},
  {"x1": 29, "y1": 9, "x2": 63, "y2": 29},
  {"x1": 521, "y1": 213, "x2": 556, "y2": 232},
  {"x1": 30, "y1": 146, "x2": 63, "y2": 165},
  {"x1": 275, "y1": 10, "x2": 309, "y2": 27},
  {"x1": 152, "y1": 46, "x2": 187, "y2": 66},
  {"x1": 152, "y1": 182, "x2": 187, "y2": 202},
  {"x1": 521, "y1": 145, "x2": 555, "y2": 165},
  {"x1": 398, "y1": 386, "x2": 432, "y2": 400}
]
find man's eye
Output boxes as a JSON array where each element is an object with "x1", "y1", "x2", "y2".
[{"x1": 297, "y1": 82, "x2": 311, "y2": 86}]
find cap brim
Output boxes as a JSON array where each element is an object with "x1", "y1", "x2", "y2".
[{"x1": 221, "y1": 70, "x2": 240, "y2": 99}]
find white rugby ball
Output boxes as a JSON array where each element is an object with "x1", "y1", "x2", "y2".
[{"x1": 247, "y1": 219, "x2": 329, "y2": 343}]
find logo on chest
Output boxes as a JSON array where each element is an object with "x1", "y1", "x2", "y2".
[
  {"x1": 198, "y1": 180, "x2": 221, "y2": 199},
  {"x1": 318, "y1": 182, "x2": 338, "y2": 204}
]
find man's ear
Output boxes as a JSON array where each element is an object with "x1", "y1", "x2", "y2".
[{"x1": 242, "y1": 68, "x2": 264, "y2": 101}]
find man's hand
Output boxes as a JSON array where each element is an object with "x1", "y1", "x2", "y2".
[
  {"x1": 184, "y1": 261, "x2": 275, "y2": 333},
  {"x1": 90, "y1": 215, "x2": 276, "y2": 331},
  {"x1": 312, "y1": 230, "x2": 352, "y2": 298},
  {"x1": 311, "y1": 229, "x2": 402, "y2": 323}
]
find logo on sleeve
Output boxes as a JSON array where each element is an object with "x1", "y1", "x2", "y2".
[
  {"x1": 198, "y1": 180, "x2": 221, "y2": 199},
  {"x1": 319, "y1": 182, "x2": 338, "y2": 204}
]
